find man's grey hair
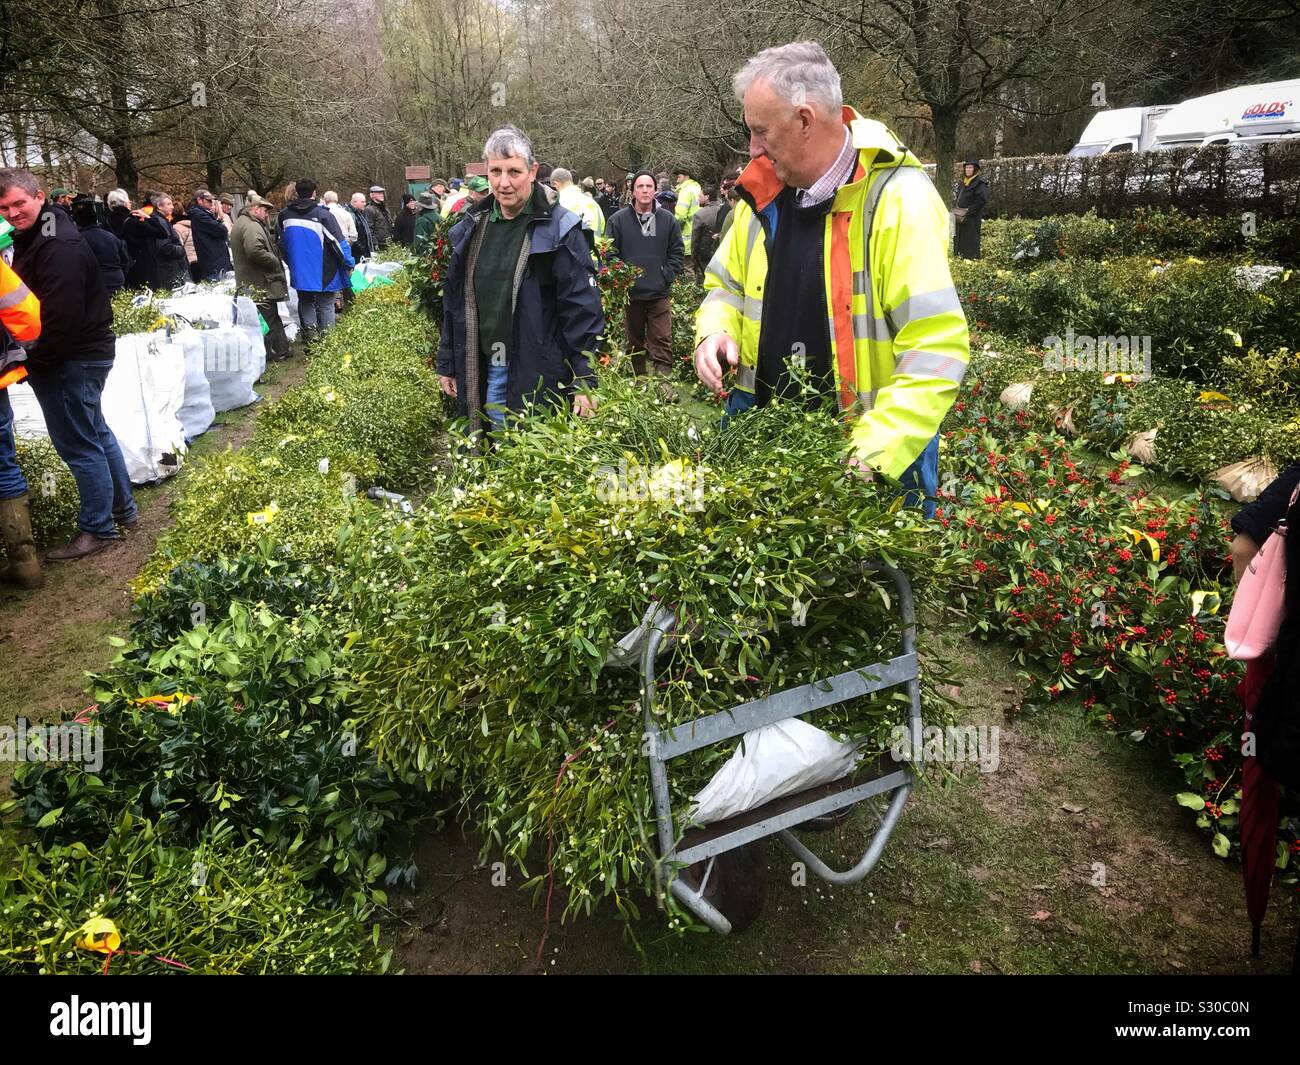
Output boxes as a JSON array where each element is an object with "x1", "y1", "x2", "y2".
[
  {"x1": 550, "y1": 167, "x2": 572, "y2": 185},
  {"x1": 322, "y1": 190, "x2": 339, "y2": 204},
  {"x1": 106, "y1": 188, "x2": 129, "y2": 208},
  {"x1": 483, "y1": 125, "x2": 535, "y2": 167},
  {"x1": 733, "y1": 40, "x2": 843, "y2": 115},
  {"x1": 0, "y1": 168, "x2": 43, "y2": 198},
  {"x1": 350, "y1": 192, "x2": 366, "y2": 206}
]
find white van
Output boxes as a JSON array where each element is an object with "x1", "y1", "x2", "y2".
[
  {"x1": 1154, "y1": 79, "x2": 1300, "y2": 150},
  {"x1": 1068, "y1": 106, "x2": 1173, "y2": 156}
]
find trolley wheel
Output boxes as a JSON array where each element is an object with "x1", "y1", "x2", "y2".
[{"x1": 680, "y1": 842, "x2": 767, "y2": 933}]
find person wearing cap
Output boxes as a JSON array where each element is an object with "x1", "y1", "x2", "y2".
[
  {"x1": 437, "y1": 125, "x2": 604, "y2": 438},
  {"x1": 232, "y1": 192, "x2": 291, "y2": 360},
  {"x1": 411, "y1": 190, "x2": 442, "y2": 254},
  {"x1": 217, "y1": 193, "x2": 235, "y2": 234},
  {"x1": 672, "y1": 167, "x2": 703, "y2": 257},
  {"x1": 607, "y1": 169, "x2": 685, "y2": 382},
  {"x1": 394, "y1": 193, "x2": 419, "y2": 249},
  {"x1": 280, "y1": 177, "x2": 354, "y2": 343},
  {"x1": 551, "y1": 167, "x2": 603, "y2": 244},
  {"x1": 952, "y1": 157, "x2": 988, "y2": 260},
  {"x1": 71, "y1": 197, "x2": 131, "y2": 295},
  {"x1": 364, "y1": 185, "x2": 393, "y2": 248},
  {"x1": 50, "y1": 188, "x2": 75, "y2": 215},
  {"x1": 187, "y1": 188, "x2": 233, "y2": 281}
]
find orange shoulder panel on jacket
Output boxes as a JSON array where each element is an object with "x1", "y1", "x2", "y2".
[{"x1": 0, "y1": 258, "x2": 41, "y2": 343}]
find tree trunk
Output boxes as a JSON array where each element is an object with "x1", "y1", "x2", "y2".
[
  {"x1": 207, "y1": 158, "x2": 223, "y2": 193},
  {"x1": 930, "y1": 104, "x2": 960, "y2": 207}
]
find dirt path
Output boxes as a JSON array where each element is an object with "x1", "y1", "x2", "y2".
[{"x1": 0, "y1": 354, "x2": 308, "y2": 738}]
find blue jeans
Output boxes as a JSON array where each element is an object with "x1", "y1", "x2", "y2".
[
  {"x1": 0, "y1": 389, "x2": 29, "y2": 500},
  {"x1": 296, "y1": 290, "x2": 337, "y2": 333},
  {"x1": 723, "y1": 389, "x2": 939, "y2": 519},
  {"x1": 485, "y1": 360, "x2": 508, "y2": 427},
  {"x1": 26, "y1": 360, "x2": 137, "y2": 537}
]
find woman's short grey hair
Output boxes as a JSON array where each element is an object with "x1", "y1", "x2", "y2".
[
  {"x1": 483, "y1": 126, "x2": 535, "y2": 167},
  {"x1": 733, "y1": 40, "x2": 843, "y2": 115},
  {"x1": 106, "y1": 188, "x2": 129, "y2": 208}
]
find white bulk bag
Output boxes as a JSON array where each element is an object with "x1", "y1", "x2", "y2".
[
  {"x1": 101, "y1": 334, "x2": 188, "y2": 484},
  {"x1": 233, "y1": 295, "x2": 267, "y2": 381},
  {"x1": 5, "y1": 380, "x2": 47, "y2": 438},
  {"x1": 278, "y1": 301, "x2": 299, "y2": 343},
  {"x1": 161, "y1": 290, "x2": 236, "y2": 330},
  {"x1": 687, "y1": 717, "x2": 862, "y2": 826},
  {"x1": 173, "y1": 331, "x2": 216, "y2": 439},
  {"x1": 199, "y1": 327, "x2": 260, "y2": 411}
]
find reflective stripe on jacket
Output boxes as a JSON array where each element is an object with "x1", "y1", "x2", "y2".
[
  {"x1": 694, "y1": 108, "x2": 969, "y2": 480},
  {"x1": 0, "y1": 259, "x2": 41, "y2": 344}
]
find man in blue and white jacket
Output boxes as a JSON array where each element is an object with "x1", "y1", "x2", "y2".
[{"x1": 278, "y1": 177, "x2": 354, "y2": 343}]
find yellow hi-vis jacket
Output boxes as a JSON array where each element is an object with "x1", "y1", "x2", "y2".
[
  {"x1": 558, "y1": 184, "x2": 604, "y2": 237},
  {"x1": 694, "y1": 108, "x2": 969, "y2": 480},
  {"x1": 0, "y1": 257, "x2": 41, "y2": 390},
  {"x1": 674, "y1": 178, "x2": 702, "y2": 254}
]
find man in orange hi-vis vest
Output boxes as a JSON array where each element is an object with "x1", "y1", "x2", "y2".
[{"x1": 0, "y1": 226, "x2": 45, "y2": 589}]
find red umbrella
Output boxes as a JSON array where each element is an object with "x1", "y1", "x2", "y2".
[{"x1": 1236, "y1": 653, "x2": 1281, "y2": 958}]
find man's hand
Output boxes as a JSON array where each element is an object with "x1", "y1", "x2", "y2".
[
  {"x1": 694, "y1": 332, "x2": 738, "y2": 392},
  {"x1": 847, "y1": 454, "x2": 876, "y2": 483},
  {"x1": 573, "y1": 392, "x2": 597, "y2": 418},
  {"x1": 439, "y1": 374, "x2": 457, "y2": 398},
  {"x1": 1231, "y1": 532, "x2": 1259, "y2": 583}
]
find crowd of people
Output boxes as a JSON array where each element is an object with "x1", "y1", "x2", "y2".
[{"x1": 0, "y1": 38, "x2": 991, "y2": 591}]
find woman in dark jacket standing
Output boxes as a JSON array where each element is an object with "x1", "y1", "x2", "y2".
[
  {"x1": 953, "y1": 158, "x2": 989, "y2": 260},
  {"x1": 72, "y1": 198, "x2": 131, "y2": 294},
  {"x1": 122, "y1": 193, "x2": 187, "y2": 290}
]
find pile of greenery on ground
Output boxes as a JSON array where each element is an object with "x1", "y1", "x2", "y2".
[
  {"x1": 936, "y1": 390, "x2": 1299, "y2": 876},
  {"x1": 7, "y1": 548, "x2": 428, "y2": 904},
  {"x1": 0, "y1": 815, "x2": 392, "y2": 974},
  {"x1": 135, "y1": 280, "x2": 440, "y2": 593},
  {"x1": 953, "y1": 256, "x2": 1299, "y2": 382},
  {"x1": 338, "y1": 371, "x2": 952, "y2": 921},
  {"x1": 0, "y1": 438, "x2": 79, "y2": 565},
  {"x1": 963, "y1": 337, "x2": 1300, "y2": 484}
]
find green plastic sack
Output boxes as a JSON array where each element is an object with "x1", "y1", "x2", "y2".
[
  {"x1": 256, "y1": 312, "x2": 270, "y2": 336},
  {"x1": 349, "y1": 267, "x2": 372, "y2": 292}
]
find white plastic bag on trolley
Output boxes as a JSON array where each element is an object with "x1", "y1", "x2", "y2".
[
  {"x1": 172, "y1": 331, "x2": 216, "y2": 439},
  {"x1": 687, "y1": 717, "x2": 863, "y2": 826},
  {"x1": 199, "y1": 327, "x2": 260, "y2": 411},
  {"x1": 101, "y1": 334, "x2": 188, "y2": 484}
]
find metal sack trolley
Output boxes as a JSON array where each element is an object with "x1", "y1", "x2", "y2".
[{"x1": 627, "y1": 562, "x2": 923, "y2": 934}]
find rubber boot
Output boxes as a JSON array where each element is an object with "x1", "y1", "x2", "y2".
[{"x1": 0, "y1": 492, "x2": 45, "y2": 589}]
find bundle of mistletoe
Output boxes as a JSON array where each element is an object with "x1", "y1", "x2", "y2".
[
  {"x1": 339, "y1": 373, "x2": 949, "y2": 920},
  {"x1": 0, "y1": 816, "x2": 392, "y2": 975}
]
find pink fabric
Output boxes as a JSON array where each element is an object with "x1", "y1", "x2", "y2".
[{"x1": 1225, "y1": 483, "x2": 1299, "y2": 660}]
